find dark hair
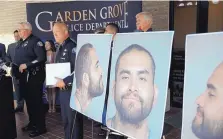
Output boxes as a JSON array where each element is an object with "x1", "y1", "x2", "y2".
[
  {"x1": 75, "y1": 43, "x2": 93, "y2": 88},
  {"x1": 45, "y1": 40, "x2": 56, "y2": 52},
  {"x1": 14, "y1": 30, "x2": 18, "y2": 34},
  {"x1": 115, "y1": 44, "x2": 156, "y2": 81},
  {"x1": 94, "y1": 27, "x2": 105, "y2": 34},
  {"x1": 106, "y1": 23, "x2": 119, "y2": 33}
]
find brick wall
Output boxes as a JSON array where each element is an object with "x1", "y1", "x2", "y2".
[
  {"x1": 0, "y1": 1, "x2": 169, "y2": 34},
  {"x1": 0, "y1": 1, "x2": 26, "y2": 34},
  {"x1": 0, "y1": 1, "x2": 26, "y2": 47},
  {"x1": 142, "y1": 1, "x2": 169, "y2": 31},
  {"x1": 0, "y1": 1, "x2": 169, "y2": 47}
]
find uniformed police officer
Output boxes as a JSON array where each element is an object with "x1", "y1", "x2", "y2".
[
  {"x1": 14, "y1": 22, "x2": 47, "y2": 137},
  {"x1": 52, "y1": 22, "x2": 83, "y2": 139}
]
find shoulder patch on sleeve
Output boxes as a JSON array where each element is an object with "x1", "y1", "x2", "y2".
[
  {"x1": 72, "y1": 47, "x2": 76, "y2": 53},
  {"x1": 37, "y1": 41, "x2": 43, "y2": 47}
]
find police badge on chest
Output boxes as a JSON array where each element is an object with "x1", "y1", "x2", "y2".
[
  {"x1": 60, "y1": 49, "x2": 67, "y2": 61},
  {"x1": 22, "y1": 41, "x2": 28, "y2": 47}
]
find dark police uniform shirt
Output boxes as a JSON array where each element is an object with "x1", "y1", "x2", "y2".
[
  {"x1": 55, "y1": 37, "x2": 76, "y2": 85},
  {"x1": 14, "y1": 34, "x2": 46, "y2": 70}
]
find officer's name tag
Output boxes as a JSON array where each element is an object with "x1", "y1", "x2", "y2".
[{"x1": 45, "y1": 63, "x2": 71, "y2": 86}]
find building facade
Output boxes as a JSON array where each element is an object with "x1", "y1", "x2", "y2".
[{"x1": 0, "y1": 1, "x2": 169, "y2": 47}]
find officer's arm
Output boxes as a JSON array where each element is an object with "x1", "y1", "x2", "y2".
[
  {"x1": 63, "y1": 44, "x2": 76, "y2": 85},
  {"x1": 63, "y1": 71, "x2": 74, "y2": 85},
  {"x1": 26, "y1": 41, "x2": 46, "y2": 68}
]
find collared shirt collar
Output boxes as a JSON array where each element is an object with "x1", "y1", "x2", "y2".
[
  {"x1": 22, "y1": 34, "x2": 33, "y2": 43},
  {"x1": 147, "y1": 28, "x2": 153, "y2": 32},
  {"x1": 61, "y1": 37, "x2": 71, "y2": 47},
  {"x1": 57, "y1": 37, "x2": 71, "y2": 50}
]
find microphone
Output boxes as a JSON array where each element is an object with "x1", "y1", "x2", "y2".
[
  {"x1": 1, "y1": 64, "x2": 7, "y2": 71},
  {"x1": 0, "y1": 59, "x2": 7, "y2": 77}
]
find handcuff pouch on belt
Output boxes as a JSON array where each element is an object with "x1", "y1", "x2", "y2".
[{"x1": 30, "y1": 66, "x2": 41, "y2": 76}]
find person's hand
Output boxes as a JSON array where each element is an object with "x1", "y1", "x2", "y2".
[
  {"x1": 19, "y1": 64, "x2": 27, "y2": 73},
  {"x1": 55, "y1": 77, "x2": 65, "y2": 89}
]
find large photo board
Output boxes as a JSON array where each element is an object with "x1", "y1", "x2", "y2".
[
  {"x1": 70, "y1": 34, "x2": 112, "y2": 123},
  {"x1": 181, "y1": 32, "x2": 223, "y2": 139},
  {"x1": 106, "y1": 31, "x2": 174, "y2": 139}
]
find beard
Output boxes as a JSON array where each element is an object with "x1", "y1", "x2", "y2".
[
  {"x1": 192, "y1": 107, "x2": 223, "y2": 139},
  {"x1": 114, "y1": 90, "x2": 153, "y2": 124},
  {"x1": 88, "y1": 75, "x2": 104, "y2": 97}
]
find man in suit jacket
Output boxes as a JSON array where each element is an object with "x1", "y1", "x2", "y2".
[
  {"x1": 0, "y1": 43, "x2": 6, "y2": 60},
  {"x1": 135, "y1": 12, "x2": 153, "y2": 32},
  {"x1": 5, "y1": 30, "x2": 23, "y2": 112}
]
